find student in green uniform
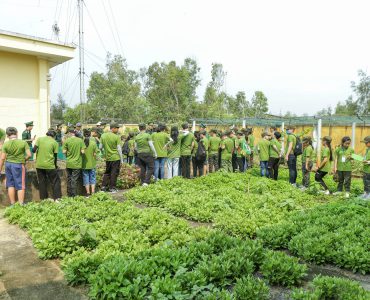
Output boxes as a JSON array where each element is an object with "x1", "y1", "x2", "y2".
[
  {"x1": 180, "y1": 123, "x2": 195, "y2": 179},
  {"x1": 284, "y1": 126, "x2": 298, "y2": 186},
  {"x1": 63, "y1": 128, "x2": 86, "y2": 197},
  {"x1": 220, "y1": 131, "x2": 234, "y2": 172},
  {"x1": 314, "y1": 136, "x2": 333, "y2": 195},
  {"x1": 82, "y1": 129, "x2": 99, "y2": 196},
  {"x1": 362, "y1": 136, "x2": 370, "y2": 199},
  {"x1": 152, "y1": 124, "x2": 171, "y2": 180},
  {"x1": 235, "y1": 131, "x2": 246, "y2": 172},
  {"x1": 230, "y1": 129, "x2": 238, "y2": 172},
  {"x1": 247, "y1": 128, "x2": 255, "y2": 167},
  {"x1": 166, "y1": 126, "x2": 181, "y2": 178},
  {"x1": 135, "y1": 123, "x2": 158, "y2": 186},
  {"x1": 268, "y1": 131, "x2": 282, "y2": 180},
  {"x1": 334, "y1": 136, "x2": 354, "y2": 197},
  {"x1": 100, "y1": 123, "x2": 123, "y2": 193},
  {"x1": 0, "y1": 127, "x2": 31, "y2": 205},
  {"x1": 302, "y1": 136, "x2": 314, "y2": 188},
  {"x1": 257, "y1": 132, "x2": 271, "y2": 177},
  {"x1": 200, "y1": 130, "x2": 209, "y2": 175},
  {"x1": 192, "y1": 131, "x2": 200, "y2": 177},
  {"x1": 33, "y1": 130, "x2": 61, "y2": 200},
  {"x1": 22, "y1": 121, "x2": 35, "y2": 160},
  {"x1": 208, "y1": 129, "x2": 221, "y2": 173}
]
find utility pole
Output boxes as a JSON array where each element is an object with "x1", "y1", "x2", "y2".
[{"x1": 78, "y1": 0, "x2": 85, "y2": 122}]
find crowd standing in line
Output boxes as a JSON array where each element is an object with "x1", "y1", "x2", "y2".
[{"x1": 0, "y1": 121, "x2": 370, "y2": 205}]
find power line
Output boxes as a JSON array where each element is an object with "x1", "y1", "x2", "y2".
[
  {"x1": 101, "y1": 0, "x2": 120, "y2": 55},
  {"x1": 107, "y1": 0, "x2": 125, "y2": 57}
]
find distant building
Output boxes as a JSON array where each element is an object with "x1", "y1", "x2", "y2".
[{"x1": 0, "y1": 30, "x2": 75, "y2": 137}]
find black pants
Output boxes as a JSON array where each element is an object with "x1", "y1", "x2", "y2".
[
  {"x1": 36, "y1": 168, "x2": 61, "y2": 200},
  {"x1": 236, "y1": 157, "x2": 244, "y2": 172},
  {"x1": 102, "y1": 160, "x2": 121, "y2": 190},
  {"x1": 126, "y1": 156, "x2": 133, "y2": 165},
  {"x1": 364, "y1": 173, "x2": 370, "y2": 193},
  {"x1": 67, "y1": 168, "x2": 81, "y2": 197},
  {"x1": 268, "y1": 157, "x2": 280, "y2": 180},
  {"x1": 337, "y1": 171, "x2": 351, "y2": 192},
  {"x1": 137, "y1": 153, "x2": 154, "y2": 184},
  {"x1": 315, "y1": 171, "x2": 329, "y2": 191},
  {"x1": 193, "y1": 158, "x2": 204, "y2": 177},
  {"x1": 288, "y1": 154, "x2": 297, "y2": 184},
  {"x1": 181, "y1": 155, "x2": 192, "y2": 179},
  {"x1": 232, "y1": 153, "x2": 237, "y2": 172}
]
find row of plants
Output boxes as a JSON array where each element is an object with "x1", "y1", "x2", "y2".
[
  {"x1": 257, "y1": 200, "x2": 370, "y2": 274},
  {"x1": 96, "y1": 162, "x2": 140, "y2": 190}
]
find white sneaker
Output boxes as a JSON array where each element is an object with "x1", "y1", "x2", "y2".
[
  {"x1": 324, "y1": 190, "x2": 330, "y2": 195},
  {"x1": 142, "y1": 183, "x2": 149, "y2": 187},
  {"x1": 345, "y1": 192, "x2": 350, "y2": 198}
]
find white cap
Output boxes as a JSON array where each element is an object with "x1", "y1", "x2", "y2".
[{"x1": 96, "y1": 121, "x2": 102, "y2": 126}]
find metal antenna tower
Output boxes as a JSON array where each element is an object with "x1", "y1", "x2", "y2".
[{"x1": 78, "y1": 0, "x2": 85, "y2": 122}]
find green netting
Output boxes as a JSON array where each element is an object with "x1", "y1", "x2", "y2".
[{"x1": 190, "y1": 115, "x2": 370, "y2": 127}]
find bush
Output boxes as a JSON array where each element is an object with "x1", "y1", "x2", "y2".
[
  {"x1": 260, "y1": 251, "x2": 307, "y2": 287},
  {"x1": 233, "y1": 275, "x2": 270, "y2": 300}
]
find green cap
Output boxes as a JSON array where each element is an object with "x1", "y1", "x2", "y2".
[
  {"x1": 362, "y1": 136, "x2": 370, "y2": 143},
  {"x1": 302, "y1": 136, "x2": 312, "y2": 143},
  {"x1": 322, "y1": 136, "x2": 332, "y2": 142},
  {"x1": 110, "y1": 122, "x2": 120, "y2": 129},
  {"x1": 25, "y1": 121, "x2": 34, "y2": 126}
]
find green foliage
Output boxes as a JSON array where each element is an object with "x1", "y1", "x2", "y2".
[
  {"x1": 233, "y1": 275, "x2": 270, "y2": 300},
  {"x1": 260, "y1": 251, "x2": 307, "y2": 287},
  {"x1": 257, "y1": 201, "x2": 370, "y2": 274},
  {"x1": 291, "y1": 275, "x2": 370, "y2": 300}
]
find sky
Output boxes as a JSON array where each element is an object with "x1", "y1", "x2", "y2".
[{"x1": 1, "y1": 0, "x2": 370, "y2": 116}]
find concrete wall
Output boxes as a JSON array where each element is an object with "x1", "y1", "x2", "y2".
[{"x1": 0, "y1": 51, "x2": 50, "y2": 139}]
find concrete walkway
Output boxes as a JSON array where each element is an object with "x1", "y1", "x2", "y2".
[{"x1": 0, "y1": 208, "x2": 87, "y2": 300}]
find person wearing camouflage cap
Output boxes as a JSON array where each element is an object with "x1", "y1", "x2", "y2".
[
  {"x1": 220, "y1": 131, "x2": 234, "y2": 172},
  {"x1": 22, "y1": 121, "x2": 35, "y2": 160},
  {"x1": 301, "y1": 136, "x2": 314, "y2": 189},
  {"x1": 208, "y1": 129, "x2": 221, "y2": 173},
  {"x1": 361, "y1": 136, "x2": 370, "y2": 199}
]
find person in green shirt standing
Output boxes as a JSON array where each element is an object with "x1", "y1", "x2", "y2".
[
  {"x1": 192, "y1": 132, "x2": 199, "y2": 177},
  {"x1": 22, "y1": 121, "x2": 35, "y2": 160},
  {"x1": 82, "y1": 129, "x2": 99, "y2": 196},
  {"x1": 152, "y1": 124, "x2": 171, "y2": 180},
  {"x1": 257, "y1": 132, "x2": 271, "y2": 177},
  {"x1": 334, "y1": 136, "x2": 354, "y2": 197},
  {"x1": 220, "y1": 131, "x2": 234, "y2": 172},
  {"x1": 301, "y1": 136, "x2": 314, "y2": 188},
  {"x1": 314, "y1": 136, "x2": 333, "y2": 195},
  {"x1": 235, "y1": 131, "x2": 246, "y2": 172},
  {"x1": 208, "y1": 129, "x2": 221, "y2": 173},
  {"x1": 247, "y1": 128, "x2": 255, "y2": 167},
  {"x1": 284, "y1": 126, "x2": 298, "y2": 186},
  {"x1": 180, "y1": 123, "x2": 195, "y2": 179},
  {"x1": 63, "y1": 128, "x2": 86, "y2": 197},
  {"x1": 135, "y1": 123, "x2": 158, "y2": 186},
  {"x1": 100, "y1": 123, "x2": 124, "y2": 193},
  {"x1": 362, "y1": 136, "x2": 370, "y2": 199},
  {"x1": 0, "y1": 127, "x2": 31, "y2": 205},
  {"x1": 166, "y1": 126, "x2": 181, "y2": 178},
  {"x1": 268, "y1": 131, "x2": 282, "y2": 180},
  {"x1": 33, "y1": 130, "x2": 61, "y2": 200}
]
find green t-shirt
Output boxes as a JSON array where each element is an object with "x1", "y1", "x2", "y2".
[
  {"x1": 152, "y1": 132, "x2": 170, "y2": 158},
  {"x1": 364, "y1": 148, "x2": 370, "y2": 174},
  {"x1": 221, "y1": 138, "x2": 234, "y2": 160},
  {"x1": 128, "y1": 139, "x2": 135, "y2": 156},
  {"x1": 180, "y1": 132, "x2": 195, "y2": 156},
  {"x1": 335, "y1": 146, "x2": 354, "y2": 172},
  {"x1": 201, "y1": 137, "x2": 209, "y2": 158},
  {"x1": 2, "y1": 139, "x2": 29, "y2": 164},
  {"x1": 100, "y1": 132, "x2": 121, "y2": 161},
  {"x1": 168, "y1": 140, "x2": 181, "y2": 159},
  {"x1": 35, "y1": 136, "x2": 58, "y2": 169},
  {"x1": 82, "y1": 139, "x2": 98, "y2": 169},
  {"x1": 320, "y1": 147, "x2": 331, "y2": 173},
  {"x1": 236, "y1": 137, "x2": 246, "y2": 158},
  {"x1": 302, "y1": 145, "x2": 314, "y2": 162},
  {"x1": 248, "y1": 135, "x2": 255, "y2": 148},
  {"x1": 269, "y1": 138, "x2": 282, "y2": 159},
  {"x1": 192, "y1": 140, "x2": 198, "y2": 157},
  {"x1": 208, "y1": 136, "x2": 221, "y2": 155},
  {"x1": 135, "y1": 132, "x2": 152, "y2": 154},
  {"x1": 63, "y1": 136, "x2": 86, "y2": 169},
  {"x1": 285, "y1": 134, "x2": 297, "y2": 155},
  {"x1": 258, "y1": 139, "x2": 270, "y2": 161}
]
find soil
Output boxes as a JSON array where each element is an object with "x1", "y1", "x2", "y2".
[{"x1": 0, "y1": 207, "x2": 88, "y2": 300}]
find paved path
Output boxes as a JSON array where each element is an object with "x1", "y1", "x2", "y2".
[{"x1": 0, "y1": 208, "x2": 87, "y2": 300}]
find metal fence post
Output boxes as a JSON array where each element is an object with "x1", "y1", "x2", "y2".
[
  {"x1": 352, "y1": 122, "x2": 356, "y2": 150},
  {"x1": 242, "y1": 119, "x2": 246, "y2": 129}
]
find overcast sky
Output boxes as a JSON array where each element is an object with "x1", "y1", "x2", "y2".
[{"x1": 1, "y1": 0, "x2": 370, "y2": 116}]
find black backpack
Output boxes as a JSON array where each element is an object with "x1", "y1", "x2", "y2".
[
  {"x1": 123, "y1": 140, "x2": 130, "y2": 155},
  {"x1": 196, "y1": 141, "x2": 207, "y2": 162},
  {"x1": 293, "y1": 135, "x2": 303, "y2": 156}
]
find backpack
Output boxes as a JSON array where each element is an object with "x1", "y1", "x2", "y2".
[
  {"x1": 123, "y1": 140, "x2": 130, "y2": 155},
  {"x1": 293, "y1": 135, "x2": 303, "y2": 156},
  {"x1": 196, "y1": 141, "x2": 207, "y2": 162}
]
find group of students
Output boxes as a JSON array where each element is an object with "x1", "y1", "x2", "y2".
[{"x1": 1, "y1": 121, "x2": 370, "y2": 205}]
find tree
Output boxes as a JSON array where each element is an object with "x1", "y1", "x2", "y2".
[
  {"x1": 141, "y1": 58, "x2": 201, "y2": 122},
  {"x1": 50, "y1": 93, "x2": 69, "y2": 123},
  {"x1": 250, "y1": 91, "x2": 268, "y2": 117},
  {"x1": 316, "y1": 106, "x2": 333, "y2": 117},
  {"x1": 350, "y1": 70, "x2": 370, "y2": 114},
  {"x1": 335, "y1": 96, "x2": 359, "y2": 115}
]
